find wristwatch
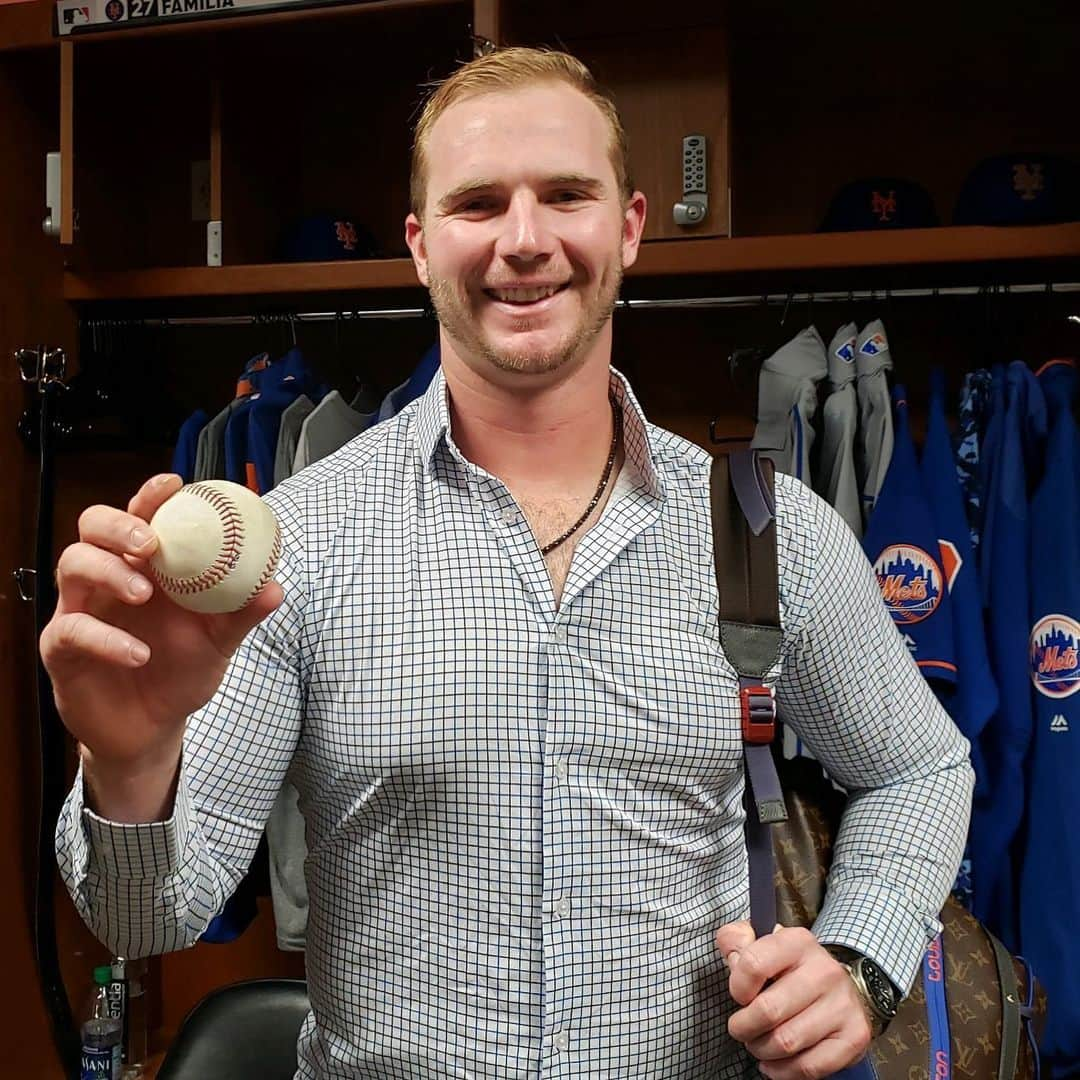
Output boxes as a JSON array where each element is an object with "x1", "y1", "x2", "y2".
[{"x1": 826, "y1": 948, "x2": 901, "y2": 1037}]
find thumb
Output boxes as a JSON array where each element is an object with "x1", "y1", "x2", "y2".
[
  {"x1": 715, "y1": 919, "x2": 757, "y2": 966},
  {"x1": 208, "y1": 580, "x2": 285, "y2": 654}
]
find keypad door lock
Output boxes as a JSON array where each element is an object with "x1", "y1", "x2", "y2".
[{"x1": 673, "y1": 134, "x2": 708, "y2": 227}]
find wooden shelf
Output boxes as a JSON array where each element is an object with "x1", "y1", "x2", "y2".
[
  {"x1": 63, "y1": 257, "x2": 424, "y2": 300},
  {"x1": 631, "y1": 223, "x2": 1080, "y2": 277},
  {"x1": 0, "y1": 0, "x2": 53, "y2": 51},
  {"x1": 62, "y1": 223, "x2": 1080, "y2": 303}
]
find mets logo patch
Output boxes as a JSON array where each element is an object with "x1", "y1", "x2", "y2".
[
  {"x1": 1030, "y1": 614, "x2": 1080, "y2": 699},
  {"x1": 859, "y1": 332, "x2": 888, "y2": 357},
  {"x1": 873, "y1": 544, "x2": 943, "y2": 624}
]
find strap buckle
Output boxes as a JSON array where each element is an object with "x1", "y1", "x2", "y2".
[{"x1": 740, "y1": 685, "x2": 776, "y2": 744}]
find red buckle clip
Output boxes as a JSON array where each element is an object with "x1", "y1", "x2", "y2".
[{"x1": 740, "y1": 686, "x2": 776, "y2": 744}]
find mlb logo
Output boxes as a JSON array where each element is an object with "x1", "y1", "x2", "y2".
[
  {"x1": 835, "y1": 338, "x2": 856, "y2": 363},
  {"x1": 860, "y1": 333, "x2": 887, "y2": 356},
  {"x1": 62, "y1": 6, "x2": 91, "y2": 23}
]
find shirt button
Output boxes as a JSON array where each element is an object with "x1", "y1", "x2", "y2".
[
  {"x1": 553, "y1": 1031, "x2": 570, "y2": 1051},
  {"x1": 556, "y1": 897, "x2": 571, "y2": 918},
  {"x1": 500, "y1": 507, "x2": 519, "y2": 525},
  {"x1": 554, "y1": 760, "x2": 568, "y2": 780},
  {"x1": 552, "y1": 625, "x2": 567, "y2": 644}
]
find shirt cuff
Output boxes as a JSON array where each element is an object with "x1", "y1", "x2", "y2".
[
  {"x1": 78, "y1": 757, "x2": 196, "y2": 881},
  {"x1": 812, "y1": 879, "x2": 939, "y2": 996}
]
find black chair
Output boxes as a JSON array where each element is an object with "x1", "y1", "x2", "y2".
[{"x1": 156, "y1": 978, "x2": 310, "y2": 1080}]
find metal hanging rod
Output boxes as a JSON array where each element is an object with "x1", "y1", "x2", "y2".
[{"x1": 77, "y1": 281, "x2": 1080, "y2": 329}]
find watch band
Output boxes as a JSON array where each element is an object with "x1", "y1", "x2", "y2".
[{"x1": 840, "y1": 960, "x2": 890, "y2": 1037}]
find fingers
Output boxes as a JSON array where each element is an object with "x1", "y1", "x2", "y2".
[
  {"x1": 728, "y1": 928, "x2": 848, "y2": 1039},
  {"x1": 41, "y1": 610, "x2": 151, "y2": 671},
  {"x1": 127, "y1": 473, "x2": 184, "y2": 523},
  {"x1": 715, "y1": 919, "x2": 757, "y2": 968},
  {"x1": 55, "y1": 542, "x2": 155, "y2": 614},
  {"x1": 723, "y1": 927, "x2": 872, "y2": 1080},
  {"x1": 727, "y1": 925, "x2": 822, "y2": 1006},
  {"x1": 744, "y1": 995, "x2": 867, "y2": 1063},
  {"x1": 757, "y1": 1033, "x2": 871, "y2": 1080},
  {"x1": 728, "y1": 966, "x2": 821, "y2": 1045},
  {"x1": 62, "y1": 476, "x2": 183, "y2": 608},
  {"x1": 77, "y1": 504, "x2": 162, "y2": 561}
]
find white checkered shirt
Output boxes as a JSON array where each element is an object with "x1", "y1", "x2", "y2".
[{"x1": 57, "y1": 368, "x2": 973, "y2": 1078}]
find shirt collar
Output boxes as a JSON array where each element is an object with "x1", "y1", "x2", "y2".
[{"x1": 413, "y1": 366, "x2": 664, "y2": 499}]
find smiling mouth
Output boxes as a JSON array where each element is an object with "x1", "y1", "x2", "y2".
[{"x1": 483, "y1": 283, "x2": 572, "y2": 305}]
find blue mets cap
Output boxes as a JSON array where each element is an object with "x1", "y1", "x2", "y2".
[
  {"x1": 953, "y1": 153, "x2": 1080, "y2": 226},
  {"x1": 820, "y1": 178, "x2": 939, "y2": 232},
  {"x1": 279, "y1": 213, "x2": 377, "y2": 262}
]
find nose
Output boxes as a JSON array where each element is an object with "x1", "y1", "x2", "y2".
[{"x1": 494, "y1": 190, "x2": 554, "y2": 265}]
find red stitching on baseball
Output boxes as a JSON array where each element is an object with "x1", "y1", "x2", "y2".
[
  {"x1": 152, "y1": 484, "x2": 245, "y2": 597},
  {"x1": 242, "y1": 521, "x2": 282, "y2": 608}
]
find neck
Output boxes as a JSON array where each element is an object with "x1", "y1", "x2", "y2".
[{"x1": 440, "y1": 332, "x2": 616, "y2": 492}]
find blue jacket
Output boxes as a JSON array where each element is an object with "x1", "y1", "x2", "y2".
[
  {"x1": 862, "y1": 385, "x2": 957, "y2": 685},
  {"x1": 920, "y1": 369, "x2": 997, "y2": 794},
  {"x1": 1020, "y1": 358, "x2": 1080, "y2": 1072},
  {"x1": 969, "y1": 361, "x2": 1046, "y2": 948}
]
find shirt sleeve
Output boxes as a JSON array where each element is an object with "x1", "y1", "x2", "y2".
[
  {"x1": 771, "y1": 473, "x2": 974, "y2": 995},
  {"x1": 54, "y1": 523, "x2": 308, "y2": 960}
]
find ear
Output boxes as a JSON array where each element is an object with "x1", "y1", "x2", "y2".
[
  {"x1": 405, "y1": 213, "x2": 430, "y2": 287},
  {"x1": 619, "y1": 190, "x2": 648, "y2": 270}
]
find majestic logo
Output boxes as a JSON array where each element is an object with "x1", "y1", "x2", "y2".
[
  {"x1": 871, "y1": 190, "x2": 897, "y2": 222},
  {"x1": 1013, "y1": 163, "x2": 1044, "y2": 202},
  {"x1": 1030, "y1": 614, "x2": 1080, "y2": 699},
  {"x1": 335, "y1": 220, "x2": 359, "y2": 251},
  {"x1": 1051, "y1": 714, "x2": 1070, "y2": 732},
  {"x1": 860, "y1": 332, "x2": 888, "y2": 357},
  {"x1": 873, "y1": 544, "x2": 943, "y2": 624},
  {"x1": 835, "y1": 336, "x2": 857, "y2": 363}
]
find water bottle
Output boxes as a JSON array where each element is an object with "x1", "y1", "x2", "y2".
[
  {"x1": 123, "y1": 957, "x2": 148, "y2": 1078},
  {"x1": 81, "y1": 965, "x2": 122, "y2": 1079}
]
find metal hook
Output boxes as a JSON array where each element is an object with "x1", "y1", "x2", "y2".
[
  {"x1": 13, "y1": 568, "x2": 36, "y2": 602},
  {"x1": 780, "y1": 292, "x2": 793, "y2": 327}
]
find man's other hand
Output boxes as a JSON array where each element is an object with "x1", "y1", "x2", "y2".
[{"x1": 715, "y1": 921, "x2": 872, "y2": 1080}]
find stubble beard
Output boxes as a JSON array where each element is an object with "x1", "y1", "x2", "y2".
[{"x1": 428, "y1": 259, "x2": 623, "y2": 377}]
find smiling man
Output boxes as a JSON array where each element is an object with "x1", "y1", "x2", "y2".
[{"x1": 50, "y1": 47, "x2": 972, "y2": 1080}]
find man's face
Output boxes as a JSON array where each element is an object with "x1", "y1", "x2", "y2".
[{"x1": 406, "y1": 82, "x2": 646, "y2": 388}]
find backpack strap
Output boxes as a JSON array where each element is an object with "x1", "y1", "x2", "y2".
[{"x1": 710, "y1": 449, "x2": 786, "y2": 937}]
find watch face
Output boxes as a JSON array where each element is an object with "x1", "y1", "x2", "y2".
[{"x1": 860, "y1": 959, "x2": 899, "y2": 1018}]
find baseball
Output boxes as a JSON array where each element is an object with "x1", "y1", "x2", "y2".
[{"x1": 147, "y1": 480, "x2": 282, "y2": 614}]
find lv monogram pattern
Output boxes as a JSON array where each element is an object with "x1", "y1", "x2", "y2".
[{"x1": 771, "y1": 758, "x2": 1046, "y2": 1079}]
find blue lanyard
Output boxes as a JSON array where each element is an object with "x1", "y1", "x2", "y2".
[{"x1": 923, "y1": 933, "x2": 951, "y2": 1080}]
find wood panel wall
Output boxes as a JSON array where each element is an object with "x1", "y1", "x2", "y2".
[{"x1": 0, "y1": 45, "x2": 78, "y2": 1078}]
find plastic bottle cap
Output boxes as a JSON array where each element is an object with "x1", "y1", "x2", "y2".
[{"x1": 93, "y1": 965, "x2": 113, "y2": 985}]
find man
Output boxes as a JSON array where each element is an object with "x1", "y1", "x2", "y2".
[{"x1": 46, "y1": 47, "x2": 972, "y2": 1079}]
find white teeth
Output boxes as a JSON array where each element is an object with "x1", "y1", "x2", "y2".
[{"x1": 490, "y1": 285, "x2": 561, "y2": 303}]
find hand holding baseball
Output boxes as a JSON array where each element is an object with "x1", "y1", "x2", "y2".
[{"x1": 40, "y1": 474, "x2": 283, "y2": 804}]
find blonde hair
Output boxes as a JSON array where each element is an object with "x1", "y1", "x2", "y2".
[{"x1": 410, "y1": 46, "x2": 632, "y2": 220}]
